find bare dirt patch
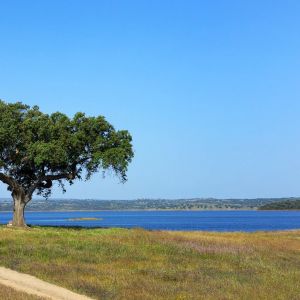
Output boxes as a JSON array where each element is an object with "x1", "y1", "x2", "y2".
[{"x1": 0, "y1": 266, "x2": 94, "y2": 300}]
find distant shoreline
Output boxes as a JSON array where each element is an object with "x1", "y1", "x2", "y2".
[
  {"x1": 1, "y1": 197, "x2": 299, "y2": 212},
  {"x1": 1, "y1": 208, "x2": 300, "y2": 213},
  {"x1": 1, "y1": 208, "x2": 257, "y2": 213}
]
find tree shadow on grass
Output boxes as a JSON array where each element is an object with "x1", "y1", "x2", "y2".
[{"x1": 26, "y1": 224, "x2": 143, "y2": 231}]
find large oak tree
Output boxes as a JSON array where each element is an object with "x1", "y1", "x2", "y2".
[{"x1": 0, "y1": 100, "x2": 133, "y2": 227}]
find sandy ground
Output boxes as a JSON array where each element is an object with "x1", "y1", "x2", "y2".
[{"x1": 0, "y1": 267, "x2": 94, "y2": 300}]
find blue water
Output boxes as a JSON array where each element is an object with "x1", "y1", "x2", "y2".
[{"x1": 0, "y1": 210, "x2": 300, "y2": 231}]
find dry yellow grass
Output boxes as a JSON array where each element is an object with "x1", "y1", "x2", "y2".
[
  {"x1": 0, "y1": 227, "x2": 299, "y2": 299},
  {"x1": 0, "y1": 283, "x2": 47, "y2": 300}
]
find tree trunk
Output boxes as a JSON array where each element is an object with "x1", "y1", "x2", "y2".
[{"x1": 12, "y1": 190, "x2": 29, "y2": 227}]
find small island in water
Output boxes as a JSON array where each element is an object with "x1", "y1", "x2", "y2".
[{"x1": 67, "y1": 217, "x2": 102, "y2": 221}]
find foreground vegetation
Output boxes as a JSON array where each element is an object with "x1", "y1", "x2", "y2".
[
  {"x1": 0, "y1": 227, "x2": 299, "y2": 299},
  {"x1": 0, "y1": 284, "x2": 45, "y2": 300}
]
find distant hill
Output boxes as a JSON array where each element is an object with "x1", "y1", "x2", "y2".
[
  {"x1": 259, "y1": 199, "x2": 300, "y2": 210},
  {"x1": 1, "y1": 197, "x2": 300, "y2": 211}
]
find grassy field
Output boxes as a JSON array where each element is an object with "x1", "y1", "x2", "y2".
[
  {"x1": 0, "y1": 284, "x2": 46, "y2": 300},
  {"x1": 0, "y1": 227, "x2": 299, "y2": 300}
]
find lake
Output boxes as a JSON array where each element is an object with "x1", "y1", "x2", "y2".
[{"x1": 1, "y1": 210, "x2": 300, "y2": 231}]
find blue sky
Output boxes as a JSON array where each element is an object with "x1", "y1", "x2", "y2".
[{"x1": 1, "y1": 0, "x2": 300, "y2": 199}]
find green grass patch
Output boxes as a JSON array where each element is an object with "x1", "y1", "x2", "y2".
[{"x1": 0, "y1": 227, "x2": 299, "y2": 299}]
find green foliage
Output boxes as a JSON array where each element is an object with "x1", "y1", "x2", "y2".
[{"x1": 0, "y1": 100, "x2": 133, "y2": 198}]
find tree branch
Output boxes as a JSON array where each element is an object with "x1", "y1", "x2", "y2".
[
  {"x1": 26, "y1": 181, "x2": 40, "y2": 198},
  {"x1": 42, "y1": 172, "x2": 76, "y2": 181},
  {"x1": 0, "y1": 172, "x2": 19, "y2": 189},
  {"x1": 26, "y1": 171, "x2": 76, "y2": 198}
]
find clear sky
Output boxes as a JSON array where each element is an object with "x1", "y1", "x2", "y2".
[{"x1": 1, "y1": 0, "x2": 300, "y2": 199}]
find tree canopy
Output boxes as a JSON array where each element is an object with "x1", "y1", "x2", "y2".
[{"x1": 0, "y1": 100, "x2": 133, "y2": 226}]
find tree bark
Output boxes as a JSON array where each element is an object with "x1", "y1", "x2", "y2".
[
  {"x1": 12, "y1": 190, "x2": 29, "y2": 227},
  {"x1": 0, "y1": 173, "x2": 34, "y2": 227}
]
